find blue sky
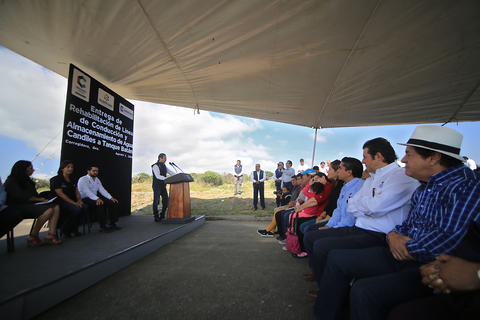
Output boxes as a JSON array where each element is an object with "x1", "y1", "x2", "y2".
[{"x1": 0, "y1": 46, "x2": 479, "y2": 180}]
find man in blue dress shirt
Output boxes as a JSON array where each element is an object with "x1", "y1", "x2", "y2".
[{"x1": 314, "y1": 125, "x2": 480, "y2": 320}]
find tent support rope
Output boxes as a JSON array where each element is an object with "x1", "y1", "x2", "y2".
[
  {"x1": 442, "y1": 79, "x2": 480, "y2": 126},
  {"x1": 311, "y1": 127, "x2": 318, "y2": 167}
]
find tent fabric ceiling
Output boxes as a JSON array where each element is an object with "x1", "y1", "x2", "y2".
[{"x1": 0, "y1": 0, "x2": 479, "y2": 128}]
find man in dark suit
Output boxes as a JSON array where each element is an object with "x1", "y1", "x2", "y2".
[
  {"x1": 251, "y1": 163, "x2": 266, "y2": 210},
  {"x1": 151, "y1": 153, "x2": 175, "y2": 222}
]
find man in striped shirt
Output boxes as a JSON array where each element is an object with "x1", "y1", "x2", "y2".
[{"x1": 313, "y1": 126, "x2": 480, "y2": 320}]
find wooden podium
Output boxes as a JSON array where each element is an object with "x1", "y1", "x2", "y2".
[{"x1": 163, "y1": 173, "x2": 195, "y2": 224}]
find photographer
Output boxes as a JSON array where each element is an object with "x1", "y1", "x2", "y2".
[{"x1": 274, "y1": 162, "x2": 284, "y2": 206}]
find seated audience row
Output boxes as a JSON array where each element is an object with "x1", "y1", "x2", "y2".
[{"x1": 255, "y1": 125, "x2": 480, "y2": 319}]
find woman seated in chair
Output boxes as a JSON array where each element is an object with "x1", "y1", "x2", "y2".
[
  {"x1": 4, "y1": 160, "x2": 61, "y2": 246},
  {"x1": 50, "y1": 160, "x2": 87, "y2": 238}
]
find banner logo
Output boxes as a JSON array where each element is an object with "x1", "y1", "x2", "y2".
[
  {"x1": 77, "y1": 76, "x2": 86, "y2": 88},
  {"x1": 71, "y1": 68, "x2": 90, "y2": 102},
  {"x1": 98, "y1": 87, "x2": 114, "y2": 111},
  {"x1": 119, "y1": 103, "x2": 134, "y2": 120}
]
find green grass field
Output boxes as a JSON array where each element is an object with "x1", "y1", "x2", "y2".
[{"x1": 132, "y1": 179, "x2": 277, "y2": 217}]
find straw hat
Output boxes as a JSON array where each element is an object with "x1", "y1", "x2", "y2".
[{"x1": 399, "y1": 125, "x2": 464, "y2": 161}]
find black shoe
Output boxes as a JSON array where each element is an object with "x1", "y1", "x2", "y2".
[
  {"x1": 154, "y1": 215, "x2": 161, "y2": 222},
  {"x1": 253, "y1": 207, "x2": 257, "y2": 211},
  {"x1": 109, "y1": 223, "x2": 122, "y2": 231},
  {"x1": 257, "y1": 229, "x2": 274, "y2": 238},
  {"x1": 276, "y1": 235, "x2": 286, "y2": 241},
  {"x1": 100, "y1": 226, "x2": 113, "y2": 233},
  {"x1": 73, "y1": 231, "x2": 82, "y2": 237},
  {"x1": 257, "y1": 229, "x2": 267, "y2": 236}
]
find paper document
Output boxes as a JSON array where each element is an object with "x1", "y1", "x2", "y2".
[{"x1": 35, "y1": 197, "x2": 57, "y2": 205}]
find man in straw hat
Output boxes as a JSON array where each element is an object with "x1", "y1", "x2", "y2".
[{"x1": 313, "y1": 125, "x2": 480, "y2": 320}]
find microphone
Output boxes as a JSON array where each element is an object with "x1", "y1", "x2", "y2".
[
  {"x1": 169, "y1": 162, "x2": 178, "y2": 173},
  {"x1": 171, "y1": 162, "x2": 184, "y2": 173}
]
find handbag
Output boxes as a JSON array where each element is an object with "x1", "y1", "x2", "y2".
[{"x1": 285, "y1": 211, "x2": 302, "y2": 254}]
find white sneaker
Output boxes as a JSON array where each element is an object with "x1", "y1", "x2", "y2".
[{"x1": 282, "y1": 246, "x2": 288, "y2": 251}]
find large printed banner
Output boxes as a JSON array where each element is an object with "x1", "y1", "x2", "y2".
[{"x1": 61, "y1": 64, "x2": 134, "y2": 216}]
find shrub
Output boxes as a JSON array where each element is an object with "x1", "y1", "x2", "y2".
[
  {"x1": 222, "y1": 173, "x2": 234, "y2": 185},
  {"x1": 33, "y1": 178, "x2": 49, "y2": 189},
  {"x1": 200, "y1": 171, "x2": 223, "y2": 186},
  {"x1": 132, "y1": 172, "x2": 151, "y2": 183},
  {"x1": 265, "y1": 171, "x2": 274, "y2": 179}
]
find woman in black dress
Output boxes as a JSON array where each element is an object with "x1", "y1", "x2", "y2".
[
  {"x1": 4, "y1": 160, "x2": 61, "y2": 246},
  {"x1": 50, "y1": 160, "x2": 87, "y2": 237}
]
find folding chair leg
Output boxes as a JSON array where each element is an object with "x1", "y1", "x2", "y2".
[
  {"x1": 7, "y1": 229, "x2": 14, "y2": 253},
  {"x1": 29, "y1": 218, "x2": 37, "y2": 235}
]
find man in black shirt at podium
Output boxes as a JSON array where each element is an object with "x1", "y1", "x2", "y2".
[{"x1": 152, "y1": 153, "x2": 175, "y2": 222}]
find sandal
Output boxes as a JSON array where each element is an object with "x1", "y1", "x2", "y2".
[
  {"x1": 301, "y1": 273, "x2": 315, "y2": 281},
  {"x1": 295, "y1": 251, "x2": 309, "y2": 258},
  {"x1": 44, "y1": 234, "x2": 62, "y2": 245},
  {"x1": 27, "y1": 235, "x2": 43, "y2": 247},
  {"x1": 307, "y1": 289, "x2": 318, "y2": 298}
]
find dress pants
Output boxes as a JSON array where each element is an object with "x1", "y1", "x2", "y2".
[
  {"x1": 303, "y1": 226, "x2": 386, "y2": 283},
  {"x1": 234, "y1": 175, "x2": 243, "y2": 194},
  {"x1": 275, "y1": 181, "x2": 282, "y2": 206},
  {"x1": 253, "y1": 182, "x2": 265, "y2": 209},
  {"x1": 284, "y1": 181, "x2": 293, "y2": 191},
  {"x1": 83, "y1": 197, "x2": 119, "y2": 227},
  {"x1": 314, "y1": 247, "x2": 426, "y2": 320},
  {"x1": 387, "y1": 291, "x2": 480, "y2": 320},
  {"x1": 153, "y1": 181, "x2": 168, "y2": 218}
]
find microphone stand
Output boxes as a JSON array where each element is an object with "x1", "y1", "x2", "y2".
[
  {"x1": 172, "y1": 162, "x2": 184, "y2": 173},
  {"x1": 169, "y1": 162, "x2": 178, "y2": 173}
]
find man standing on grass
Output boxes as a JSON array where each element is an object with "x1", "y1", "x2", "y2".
[
  {"x1": 251, "y1": 163, "x2": 266, "y2": 210},
  {"x1": 152, "y1": 153, "x2": 175, "y2": 222},
  {"x1": 233, "y1": 160, "x2": 243, "y2": 195}
]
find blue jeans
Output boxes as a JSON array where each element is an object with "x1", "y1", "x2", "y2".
[
  {"x1": 299, "y1": 219, "x2": 328, "y2": 234},
  {"x1": 59, "y1": 200, "x2": 88, "y2": 234}
]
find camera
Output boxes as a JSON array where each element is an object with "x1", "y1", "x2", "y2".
[{"x1": 273, "y1": 190, "x2": 282, "y2": 196}]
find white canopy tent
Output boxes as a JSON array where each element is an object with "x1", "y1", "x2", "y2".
[{"x1": 0, "y1": 0, "x2": 479, "y2": 129}]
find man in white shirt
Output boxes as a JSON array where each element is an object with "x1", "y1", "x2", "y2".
[
  {"x1": 281, "y1": 160, "x2": 295, "y2": 190},
  {"x1": 152, "y1": 153, "x2": 176, "y2": 222},
  {"x1": 319, "y1": 161, "x2": 328, "y2": 174},
  {"x1": 304, "y1": 138, "x2": 420, "y2": 286},
  {"x1": 78, "y1": 165, "x2": 120, "y2": 231},
  {"x1": 251, "y1": 163, "x2": 266, "y2": 210},
  {"x1": 463, "y1": 156, "x2": 477, "y2": 170},
  {"x1": 233, "y1": 160, "x2": 243, "y2": 195},
  {"x1": 297, "y1": 158, "x2": 309, "y2": 173}
]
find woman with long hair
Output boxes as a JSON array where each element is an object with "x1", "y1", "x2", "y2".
[
  {"x1": 50, "y1": 160, "x2": 87, "y2": 237},
  {"x1": 4, "y1": 160, "x2": 61, "y2": 246}
]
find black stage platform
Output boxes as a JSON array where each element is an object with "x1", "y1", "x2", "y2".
[{"x1": 0, "y1": 215, "x2": 205, "y2": 320}]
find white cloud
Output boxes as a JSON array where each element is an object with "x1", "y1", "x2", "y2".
[
  {"x1": 0, "y1": 47, "x2": 65, "y2": 158},
  {"x1": 131, "y1": 101, "x2": 275, "y2": 174}
]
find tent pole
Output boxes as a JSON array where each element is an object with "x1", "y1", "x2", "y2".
[{"x1": 311, "y1": 127, "x2": 318, "y2": 167}]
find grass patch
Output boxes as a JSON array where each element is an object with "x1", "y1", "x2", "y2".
[{"x1": 132, "y1": 180, "x2": 277, "y2": 217}]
